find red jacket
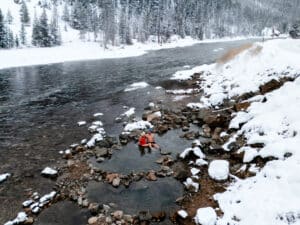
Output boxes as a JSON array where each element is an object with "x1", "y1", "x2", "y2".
[{"x1": 139, "y1": 136, "x2": 147, "y2": 146}]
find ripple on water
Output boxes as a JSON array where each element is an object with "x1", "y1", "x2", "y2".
[{"x1": 87, "y1": 177, "x2": 183, "y2": 215}]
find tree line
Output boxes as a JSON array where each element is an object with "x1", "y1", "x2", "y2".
[{"x1": 0, "y1": 0, "x2": 299, "y2": 49}]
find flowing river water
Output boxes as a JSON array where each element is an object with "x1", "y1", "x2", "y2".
[{"x1": 0, "y1": 39, "x2": 259, "y2": 224}]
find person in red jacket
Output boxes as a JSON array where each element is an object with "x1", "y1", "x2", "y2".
[{"x1": 138, "y1": 132, "x2": 150, "y2": 147}]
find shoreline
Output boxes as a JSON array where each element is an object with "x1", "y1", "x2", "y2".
[{"x1": 0, "y1": 36, "x2": 262, "y2": 71}]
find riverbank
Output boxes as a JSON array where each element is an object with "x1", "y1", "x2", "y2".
[
  {"x1": 2, "y1": 38, "x2": 298, "y2": 225},
  {"x1": 0, "y1": 36, "x2": 260, "y2": 71}
]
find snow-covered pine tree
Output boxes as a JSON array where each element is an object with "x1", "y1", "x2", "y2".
[
  {"x1": 6, "y1": 10, "x2": 14, "y2": 25},
  {"x1": 39, "y1": 9, "x2": 51, "y2": 47},
  {"x1": 50, "y1": 5, "x2": 61, "y2": 46},
  {"x1": 20, "y1": 0, "x2": 30, "y2": 24},
  {"x1": 0, "y1": 9, "x2": 8, "y2": 48},
  {"x1": 20, "y1": 23, "x2": 26, "y2": 45}
]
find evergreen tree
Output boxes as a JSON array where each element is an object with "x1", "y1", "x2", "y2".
[
  {"x1": 15, "y1": 35, "x2": 20, "y2": 47},
  {"x1": 62, "y1": 3, "x2": 70, "y2": 22},
  {"x1": 20, "y1": 23, "x2": 26, "y2": 45},
  {"x1": 38, "y1": 9, "x2": 51, "y2": 47},
  {"x1": 50, "y1": 5, "x2": 61, "y2": 46},
  {"x1": 6, "y1": 10, "x2": 14, "y2": 24},
  {"x1": 20, "y1": 0, "x2": 30, "y2": 24},
  {"x1": 0, "y1": 9, "x2": 8, "y2": 48}
]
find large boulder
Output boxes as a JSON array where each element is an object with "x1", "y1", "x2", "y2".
[{"x1": 259, "y1": 79, "x2": 281, "y2": 94}]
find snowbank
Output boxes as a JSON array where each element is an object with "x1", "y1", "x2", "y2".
[
  {"x1": 176, "y1": 38, "x2": 300, "y2": 225},
  {"x1": 124, "y1": 120, "x2": 153, "y2": 132},
  {"x1": 173, "y1": 39, "x2": 300, "y2": 108},
  {"x1": 124, "y1": 82, "x2": 149, "y2": 92}
]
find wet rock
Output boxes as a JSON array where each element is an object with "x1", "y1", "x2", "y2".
[
  {"x1": 203, "y1": 113, "x2": 229, "y2": 129},
  {"x1": 151, "y1": 211, "x2": 166, "y2": 222},
  {"x1": 105, "y1": 216, "x2": 113, "y2": 223},
  {"x1": 24, "y1": 217, "x2": 34, "y2": 225},
  {"x1": 124, "y1": 214, "x2": 134, "y2": 223},
  {"x1": 172, "y1": 162, "x2": 190, "y2": 181},
  {"x1": 103, "y1": 204, "x2": 111, "y2": 214},
  {"x1": 82, "y1": 199, "x2": 89, "y2": 207},
  {"x1": 113, "y1": 210, "x2": 124, "y2": 220},
  {"x1": 139, "y1": 211, "x2": 152, "y2": 221},
  {"x1": 112, "y1": 177, "x2": 121, "y2": 187},
  {"x1": 75, "y1": 145, "x2": 86, "y2": 153},
  {"x1": 160, "y1": 149, "x2": 171, "y2": 155},
  {"x1": 212, "y1": 127, "x2": 223, "y2": 142},
  {"x1": 146, "y1": 171, "x2": 157, "y2": 181},
  {"x1": 182, "y1": 131, "x2": 199, "y2": 140},
  {"x1": 157, "y1": 125, "x2": 169, "y2": 134},
  {"x1": 259, "y1": 79, "x2": 282, "y2": 94},
  {"x1": 200, "y1": 124, "x2": 211, "y2": 138},
  {"x1": 94, "y1": 147, "x2": 109, "y2": 157},
  {"x1": 88, "y1": 216, "x2": 98, "y2": 225},
  {"x1": 88, "y1": 203, "x2": 100, "y2": 215},
  {"x1": 182, "y1": 126, "x2": 190, "y2": 132},
  {"x1": 96, "y1": 157, "x2": 105, "y2": 163}
]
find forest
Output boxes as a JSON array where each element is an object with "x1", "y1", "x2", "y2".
[{"x1": 0, "y1": 0, "x2": 299, "y2": 48}]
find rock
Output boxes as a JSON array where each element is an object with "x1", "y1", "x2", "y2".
[
  {"x1": 119, "y1": 134, "x2": 129, "y2": 145},
  {"x1": 94, "y1": 147, "x2": 109, "y2": 157},
  {"x1": 124, "y1": 214, "x2": 133, "y2": 223},
  {"x1": 67, "y1": 160, "x2": 75, "y2": 167},
  {"x1": 82, "y1": 199, "x2": 89, "y2": 207},
  {"x1": 139, "y1": 211, "x2": 152, "y2": 221},
  {"x1": 41, "y1": 167, "x2": 58, "y2": 178},
  {"x1": 96, "y1": 157, "x2": 105, "y2": 163},
  {"x1": 172, "y1": 162, "x2": 190, "y2": 181},
  {"x1": 88, "y1": 216, "x2": 98, "y2": 225},
  {"x1": 103, "y1": 204, "x2": 111, "y2": 214},
  {"x1": 259, "y1": 79, "x2": 281, "y2": 94},
  {"x1": 105, "y1": 216, "x2": 112, "y2": 223},
  {"x1": 88, "y1": 203, "x2": 100, "y2": 215},
  {"x1": 234, "y1": 101, "x2": 251, "y2": 111},
  {"x1": 151, "y1": 211, "x2": 166, "y2": 221},
  {"x1": 212, "y1": 127, "x2": 222, "y2": 142},
  {"x1": 146, "y1": 171, "x2": 157, "y2": 181},
  {"x1": 160, "y1": 149, "x2": 171, "y2": 155},
  {"x1": 113, "y1": 210, "x2": 124, "y2": 220},
  {"x1": 112, "y1": 177, "x2": 121, "y2": 187},
  {"x1": 203, "y1": 114, "x2": 229, "y2": 129},
  {"x1": 208, "y1": 160, "x2": 229, "y2": 181},
  {"x1": 24, "y1": 217, "x2": 34, "y2": 225},
  {"x1": 182, "y1": 126, "x2": 190, "y2": 132},
  {"x1": 157, "y1": 124, "x2": 169, "y2": 134},
  {"x1": 201, "y1": 124, "x2": 211, "y2": 138}
]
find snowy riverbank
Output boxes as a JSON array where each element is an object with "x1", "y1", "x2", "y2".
[
  {"x1": 173, "y1": 38, "x2": 300, "y2": 225},
  {"x1": 0, "y1": 36, "x2": 261, "y2": 70}
]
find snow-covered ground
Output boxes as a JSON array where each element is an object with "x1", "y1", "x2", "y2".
[{"x1": 174, "y1": 38, "x2": 300, "y2": 225}]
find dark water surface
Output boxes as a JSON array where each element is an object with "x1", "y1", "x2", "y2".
[{"x1": 0, "y1": 39, "x2": 258, "y2": 224}]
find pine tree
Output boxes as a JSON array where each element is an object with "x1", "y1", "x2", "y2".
[
  {"x1": 62, "y1": 3, "x2": 70, "y2": 22},
  {"x1": 0, "y1": 9, "x2": 8, "y2": 48},
  {"x1": 39, "y1": 9, "x2": 51, "y2": 47},
  {"x1": 20, "y1": 23, "x2": 26, "y2": 45},
  {"x1": 15, "y1": 35, "x2": 20, "y2": 47},
  {"x1": 31, "y1": 11, "x2": 40, "y2": 46},
  {"x1": 50, "y1": 5, "x2": 61, "y2": 46},
  {"x1": 20, "y1": 0, "x2": 30, "y2": 24},
  {"x1": 6, "y1": 10, "x2": 14, "y2": 24}
]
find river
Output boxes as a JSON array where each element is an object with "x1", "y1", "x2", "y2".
[{"x1": 0, "y1": 39, "x2": 258, "y2": 224}]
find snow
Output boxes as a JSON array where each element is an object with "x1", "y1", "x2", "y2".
[
  {"x1": 41, "y1": 167, "x2": 58, "y2": 176},
  {"x1": 180, "y1": 147, "x2": 205, "y2": 159},
  {"x1": 0, "y1": 173, "x2": 11, "y2": 183},
  {"x1": 39, "y1": 191, "x2": 56, "y2": 205},
  {"x1": 4, "y1": 212, "x2": 28, "y2": 225},
  {"x1": 191, "y1": 168, "x2": 200, "y2": 176},
  {"x1": 174, "y1": 39, "x2": 300, "y2": 225},
  {"x1": 92, "y1": 121, "x2": 103, "y2": 127},
  {"x1": 184, "y1": 178, "x2": 199, "y2": 192},
  {"x1": 124, "y1": 120, "x2": 153, "y2": 132},
  {"x1": 93, "y1": 113, "x2": 103, "y2": 117},
  {"x1": 195, "y1": 159, "x2": 208, "y2": 166},
  {"x1": 122, "y1": 107, "x2": 135, "y2": 117},
  {"x1": 124, "y1": 82, "x2": 149, "y2": 92},
  {"x1": 86, "y1": 133, "x2": 104, "y2": 148},
  {"x1": 77, "y1": 121, "x2": 86, "y2": 126},
  {"x1": 194, "y1": 207, "x2": 217, "y2": 225},
  {"x1": 178, "y1": 210, "x2": 189, "y2": 219},
  {"x1": 22, "y1": 200, "x2": 34, "y2": 208},
  {"x1": 166, "y1": 88, "x2": 199, "y2": 95},
  {"x1": 208, "y1": 160, "x2": 229, "y2": 181}
]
